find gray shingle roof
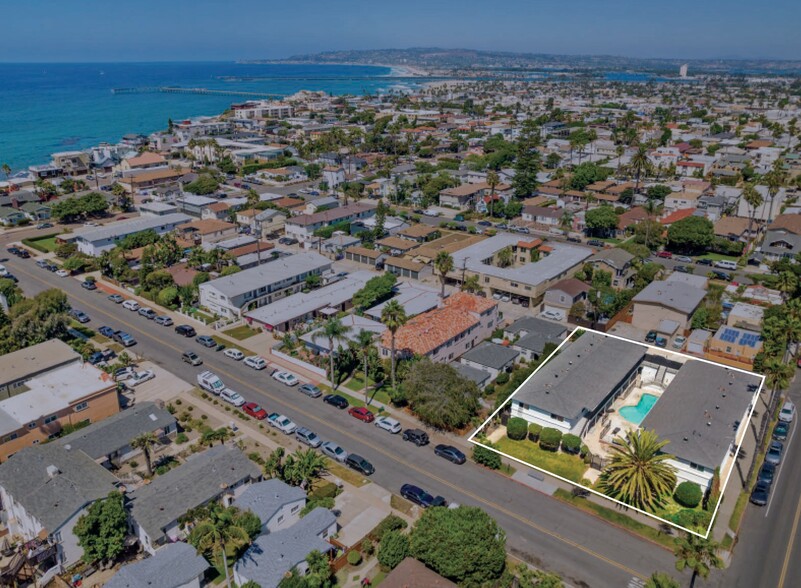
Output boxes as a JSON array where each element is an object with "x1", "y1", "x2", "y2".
[
  {"x1": 129, "y1": 445, "x2": 261, "y2": 543},
  {"x1": 235, "y1": 479, "x2": 306, "y2": 525},
  {"x1": 105, "y1": 542, "x2": 209, "y2": 588},
  {"x1": 640, "y1": 361, "x2": 760, "y2": 470},
  {"x1": 589, "y1": 248, "x2": 634, "y2": 270},
  {"x1": 57, "y1": 402, "x2": 175, "y2": 460},
  {"x1": 235, "y1": 507, "x2": 336, "y2": 588},
  {"x1": 450, "y1": 363, "x2": 491, "y2": 386},
  {"x1": 0, "y1": 443, "x2": 118, "y2": 532},
  {"x1": 632, "y1": 280, "x2": 706, "y2": 315},
  {"x1": 505, "y1": 317, "x2": 567, "y2": 355},
  {"x1": 513, "y1": 333, "x2": 646, "y2": 421},
  {"x1": 461, "y1": 342, "x2": 519, "y2": 370}
]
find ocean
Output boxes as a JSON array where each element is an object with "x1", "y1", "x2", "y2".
[{"x1": 0, "y1": 62, "x2": 401, "y2": 172}]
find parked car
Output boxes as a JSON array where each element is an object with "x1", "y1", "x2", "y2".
[
  {"x1": 672, "y1": 336, "x2": 687, "y2": 350},
  {"x1": 295, "y1": 427, "x2": 323, "y2": 448},
  {"x1": 323, "y1": 394, "x2": 349, "y2": 409},
  {"x1": 400, "y1": 484, "x2": 446, "y2": 508},
  {"x1": 196, "y1": 335, "x2": 216, "y2": 348},
  {"x1": 224, "y1": 348, "x2": 245, "y2": 361},
  {"x1": 197, "y1": 371, "x2": 225, "y2": 395},
  {"x1": 98, "y1": 326, "x2": 116, "y2": 338},
  {"x1": 17, "y1": 249, "x2": 30, "y2": 258},
  {"x1": 773, "y1": 422, "x2": 790, "y2": 441},
  {"x1": 750, "y1": 481, "x2": 771, "y2": 506},
  {"x1": 221, "y1": 388, "x2": 246, "y2": 407},
  {"x1": 402, "y1": 429, "x2": 429, "y2": 446},
  {"x1": 758, "y1": 462, "x2": 776, "y2": 486},
  {"x1": 434, "y1": 444, "x2": 466, "y2": 464},
  {"x1": 654, "y1": 336, "x2": 668, "y2": 348},
  {"x1": 695, "y1": 258, "x2": 713, "y2": 266},
  {"x1": 374, "y1": 416, "x2": 402, "y2": 434},
  {"x1": 298, "y1": 383, "x2": 322, "y2": 398},
  {"x1": 126, "y1": 370, "x2": 155, "y2": 387},
  {"x1": 348, "y1": 407, "x2": 375, "y2": 423},
  {"x1": 645, "y1": 330, "x2": 657, "y2": 343},
  {"x1": 69, "y1": 309, "x2": 90, "y2": 323},
  {"x1": 267, "y1": 413, "x2": 297, "y2": 434},
  {"x1": 673, "y1": 255, "x2": 693, "y2": 263},
  {"x1": 587, "y1": 239, "x2": 605, "y2": 248},
  {"x1": 55, "y1": 268, "x2": 70, "y2": 277},
  {"x1": 175, "y1": 324, "x2": 197, "y2": 337},
  {"x1": 243, "y1": 402, "x2": 268, "y2": 420},
  {"x1": 122, "y1": 299, "x2": 140, "y2": 311},
  {"x1": 182, "y1": 351, "x2": 203, "y2": 366},
  {"x1": 765, "y1": 440, "x2": 784, "y2": 466},
  {"x1": 710, "y1": 270, "x2": 732, "y2": 281},
  {"x1": 113, "y1": 367, "x2": 136, "y2": 382},
  {"x1": 138, "y1": 307, "x2": 157, "y2": 320},
  {"x1": 779, "y1": 400, "x2": 795, "y2": 424},
  {"x1": 345, "y1": 454, "x2": 375, "y2": 476},
  {"x1": 656, "y1": 251, "x2": 673, "y2": 259},
  {"x1": 244, "y1": 355, "x2": 267, "y2": 370},
  {"x1": 36, "y1": 222, "x2": 53, "y2": 229},
  {"x1": 477, "y1": 220, "x2": 492, "y2": 227},
  {"x1": 540, "y1": 310, "x2": 563, "y2": 321},
  {"x1": 154, "y1": 315, "x2": 173, "y2": 326},
  {"x1": 108, "y1": 294, "x2": 124, "y2": 303},
  {"x1": 3, "y1": 273, "x2": 18, "y2": 282},
  {"x1": 87, "y1": 350, "x2": 113, "y2": 366},
  {"x1": 321, "y1": 441, "x2": 348, "y2": 463},
  {"x1": 673, "y1": 265, "x2": 690, "y2": 274},
  {"x1": 272, "y1": 370, "x2": 299, "y2": 386},
  {"x1": 113, "y1": 331, "x2": 137, "y2": 346}
]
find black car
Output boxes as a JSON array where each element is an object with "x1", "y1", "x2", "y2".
[
  {"x1": 477, "y1": 220, "x2": 492, "y2": 227},
  {"x1": 6, "y1": 247, "x2": 20, "y2": 255},
  {"x1": 175, "y1": 324, "x2": 197, "y2": 337},
  {"x1": 773, "y1": 422, "x2": 790, "y2": 441},
  {"x1": 750, "y1": 481, "x2": 770, "y2": 506},
  {"x1": 323, "y1": 394, "x2": 349, "y2": 409},
  {"x1": 400, "y1": 484, "x2": 446, "y2": 508},
  {"x1": 17, "y1": 249, "x2": 30, "y2": 259},
  {"x1": 402, "y1": 429, "x2": 430, "y2": 446},
  {"x1": 674, "y1": 265, "x2": 690, "y2": 273},
  {"x1": 695, "y1": 258, "x2": 713, "y2": 266},
  {"x1": 710, "y1": 270, "x2": 732, "y2": 281},
  {"x1": 434, "y1": 444, "x2": 466, "y2": 464},
  {"x1": 345, "y1": 454, "x2": 375, "y2": 476},
  {"x1": 196, "y1": 335, "x2": 216, "y2": 347},
  {"x1": 46, "y1": 263, "x2": 59, "y2": 272},
  {"x1": 3, "y1": 273, "x2": 18, "y2": 283},
  {"x1": 587, "y1": 239, "x2": 605, "y2": 247},
  {"x1": 566, "y1": 236, "x2": 582, "y2": 243},
  {"x1": 758, "y1": 462, "x2": 776, "y2": 486},
  {"x1": 645, "y1": 330, "x2": 657, "y2": 343}
]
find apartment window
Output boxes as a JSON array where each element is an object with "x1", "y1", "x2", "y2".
[
  {"x1": 485, "y1": 277, "x2": 490, "y2": 283},
  {"x1": 27, "y1": 422, "x2": 37, "y2": 429},
  {"x1": 689, "y1": 462, "x2": 704, "y2": 472},
  {"x1": 3, "y1": 433, "x2": 18, "y2": 443},
  {"x1": 291, "y1": 505, "x2": 299, "y2": 513},
  {"x1": 74, "y1": 402, "x2": 88, "y2": 412},
  {"x1": 277, "y1": 515, "x2": 284, "y2": 524},
  {"x1": 44, "y1": 415, "x2": 57, "y2": 425},
  {"x1": 549, "y1": 413, "x2": 565, "y2": 422}
]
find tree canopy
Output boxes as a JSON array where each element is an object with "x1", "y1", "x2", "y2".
[
  {"x1": 74, "y1": 491, "x2": 128, "y2": 564},
  {"x1": 585, "y1": 206, "x2": 619, "y2": 237},
  {"x1": 184, "y1": 174, "x2": 220, "y2": 195},
  {"x1": 403, "y1": 359, "x2": 480, "y2": 430},
  {"x1": 568, "y1": 162, "x2": 610, "y2": 191},
  {"x1": 352, "y1": 272, "x2": 397, "y2": 310},
  {"x1": 667, "y1": 216, "x2": 714, "y2": 254},
  {"x1": 50, "y1": 192, "x2": 109, "y2": 222}
]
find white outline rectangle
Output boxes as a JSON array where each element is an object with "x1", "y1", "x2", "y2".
[{"x1": 468, "y1": 327, "x2": 766, "y2": 539}]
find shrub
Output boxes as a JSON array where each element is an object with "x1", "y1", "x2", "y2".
[
  {"x1": 527, "y1": 423, "x2": 542, "y2": 442},
  {"x1": 494, "y1": 372, "x2": 510, "y2": 385},
  {"x1": 310, "y1": 481, "x2": 340, "y2": 500},
  {"x1": 378, "y1": 530, "x2": 409, "y2": 571},
  {"x1": 670, "y1": 508, "x2": 712, "y2": 530},
  {"x1": 347, "y1": 550, "x2": 362, "y2": 566},
  {"x1": 506, "y1": 417, "x2": 528, "y2": 440},
  {"x1": 674, "y1": 481, "x2": 703, "y2": 508},
  {"x1": 580, "y1": 444, "x2": 589, "y2": 458},
  {"x1": 561, "y1": 434, "x2": 582, "y2": 454},
  {"x1": 361, "y1": 538, "x2": 375, "y2": 556},
  {"x1": 539, "y1": 427, "x2": 562, "y2": 451},
  {"x1": 176, "y1": 399, "x2": 183, "y2": 405},
  {"x1": 472, "y1": 443, "x2": 501, "y2": 469},
  {"x1": 175, "y1": 433, "x2": 189, "y2": 444},
  {"x1": 128, "y1": 460, "x2": 138, "y2": 468},
  {"x1": 372, "y1": 514, "x2": 408, "y2": 541}
]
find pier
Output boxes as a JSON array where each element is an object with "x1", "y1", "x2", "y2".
[{"x1": 111, "y1": 86, "x2": 285, "y2": 99}]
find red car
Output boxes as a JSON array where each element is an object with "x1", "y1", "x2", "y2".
[
  {"x1": 348, "y1": 406, "x2": 375, "y2": 423},
  {"x1": 243, "y1": 402, "x2": 268, "y2": 420},
  {"x1": 656, "y1": 251, "x2": 672, "y2": 259}
]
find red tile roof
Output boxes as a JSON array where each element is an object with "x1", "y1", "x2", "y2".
[{"x1": 659, "y1": 208, "x2": 697, "y2": 225}]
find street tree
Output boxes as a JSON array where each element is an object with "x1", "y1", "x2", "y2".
[
  {"x1": 434, "y1": 250, "x2": 454, "y2": 298},
  {"x1": 381, "y1": 299, "x2": 407, "y2": 397},
  {"x1": 403, "y1": 359, "x2": 480, "y2": 430},
  {"x1": 673, "y1": 534, "x2": 723, "y2": 588},
  {"x1": 74, "y1": 491, "x2": 128, "y2": 565}
]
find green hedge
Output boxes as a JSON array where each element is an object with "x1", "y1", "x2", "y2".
[
  {"x1": 371, "y1": 514, "x2": 408, "y2": 541},
  {"x1": 674, "y1": 481, "x2": 703, "y2": 508},
  {"x1": 472, "y1": 443, "x2": 501, "y2": 469},
  {"x1": 506, "y1": 417, "x2": 528, "y2": 440},
  {"x1": 561, "y1": 434, "x2": 582, "y2": 454},
  {"x1": 539, "y1": 427, "x2": 562, "y2": 451},
  {"x1": 528, "y1": 423, "x2": 542, "y2": 442}
]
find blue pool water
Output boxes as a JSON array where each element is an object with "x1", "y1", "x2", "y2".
[{"x1": 619, "y1": 393, "x2": 659, "y2": 426}]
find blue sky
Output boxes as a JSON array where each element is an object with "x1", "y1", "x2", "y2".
[{"x1": 2, "y1": 0, "x2": 799, "y2": 62}]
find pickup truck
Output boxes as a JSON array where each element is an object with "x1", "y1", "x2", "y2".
[{"x1": 267, "y1": 413, "x2": 298, "y2": 435}]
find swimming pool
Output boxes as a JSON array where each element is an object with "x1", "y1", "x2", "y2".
[{"x1": 619, "y1": 393, "x2": 659, "y2": 426}]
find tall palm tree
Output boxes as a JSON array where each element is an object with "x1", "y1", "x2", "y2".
[
  {"x1": 486, "y1": 170, "x2": 499, "y2": 217},
  {"x1": 741, "y1": 182, "x2": 763, "y2": 248},
  {"x1": 314, "y1": 317, "x2": 350, "y2": 388},
  {"x1": 673, "y1": 534, "x2": 723, "y2": 588},
  {"x1": 130, "y1": 432, "x2": 158, "y2": 476},
  {"x1": 434, "y1": 250, "x2": 454, "y2": 298},
  {"x1": 559, "y1": 210, "x2": 574, "y2": 234},
  {"x1": 630, "y1": 144, "x2": 651, "y2": 193},
  {"x1": 189, "y1": 505, "x2": 253, "y2": 588},
  {"x1": 283, "y1": 448, "x2": 327, "y2": 489},
  {"x1": 381, "y1": 300, "x2": 407, "y2": 395},
  {"x1": 764, "y1": 168, "x2": 785, "y2": 222},
  {"x1": 642, "y1": 198, "x2": 664, "y2": 250},
  {"x1": 762, "y1": 357, "x2": 793, "y2": 392},
  {"x1": 776, "y1": 271, "x2": 798, "y2": 302},
  {"x1": 615, "y1": 145, "x2": 625, "y2": 175},
  {"x1": 461, "y1": 274, "x2": 482, "y2": 294},
  {"x1": 599, "y1": 429, "x2": 677, "y2": 512},
  {"x1": 356, "y1": 329, "x2": 376, "y2": 404}
]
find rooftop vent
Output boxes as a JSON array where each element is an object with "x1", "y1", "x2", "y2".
[{"x1": 46, "y1": 465, "x2": 60, "y2": 478}]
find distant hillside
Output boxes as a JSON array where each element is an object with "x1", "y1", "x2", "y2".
[{"x1": 247, "y1": 47, "x2": 801, "y2": 75}]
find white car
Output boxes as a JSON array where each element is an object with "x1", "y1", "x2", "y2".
[
  {"x1": 244, "y1": 356, "x2": 267, "y2": 370},
  {"x1": 375, "y1": 416, "x2": 402, "y2": 434},
  {"x1": 268, "y1": 414, "x2": 298, "y2": 434},
  {"x1": 122, "y1": 299, "x2": 140, "y2": 311},
  {"x1": 126, "y1": 370, "x2": 155, "y2": 387},
  {"x1": 272, "y1": 370, "x2": 299, "y2": 386},
  {"x1": 56, "y1": 269, "x2": 70, "y2": 278},
  {"x1": 779, "y1": 400, "x2": 796, "y2": 424},
  {"x1": 221, "y1": 388, "x2": 246, "y2": 407},
  {"x1": 540, "y1": 310, "x2": 564, "y2": 321},
  {"x1": 672, "y1": 336, "x2": 687, "y2": 350},
  {"x1": 321, "y1": 441, "x2": 348, "y2": 463},
  {"x1": 0, "y1": 265, "x2": 7, "y2": 277},
  {"x1": 224, "y1": 348, "x2": 245, "y2": 361}
]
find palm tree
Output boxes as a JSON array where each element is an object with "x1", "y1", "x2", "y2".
[
  {"x1": 486, "y1": 170, "x2": 499, "y2": 217},
  {"x1": 764, "y1": 168, "x2": 785, "y2": 222},
  {"x1": 381, "y1": 300, "x2": 407, "y2": 395},
  {"x1": 630, "y1": 144, "x2": 651, "y2": 193},
  {"x1": 461, "y1": 274, "x2": 482, "y2": 294},
  {"x1": 673, "y1": 534, "x2": 723, "y2": 588},
  {"x1": 314, "y1": 317, "x2": 350, "y2": 388},
  {"x1": 496, "y1": 246, "x2": 514, "y2": 268},
  {"x1": 283, "y1": 448, "x2": 327, "y2": 489},
  {"x1": 599, "y1": 429, "x2": 677, "y2": 512},
  {"x1": 356, "y1": 329, "x2": 376, "y2": 404},
  {"x1": 741, "y1": 182, "x2": 763, "y2": 248},
  {"x1": 189, "y1": 505, "x2": 253, "y2": 588},
  {"x1": 776, "y1": 271, "x2": 798, "y2": 302},
  {"x1": 615, "y1": 145, "x2": 625, "y2": 175},
  {"x1": 645, "y1": 572, "x2": 680, "y2": 588},
  {"x1": 643, "y1": 198, "x2": 664, "y2": 250},
  {"x1": 762, "y1": 357, "x2": 793, "y2": 392},
  {"x1": 130, "y1": 432, "x2": 158, "y2": 476},
  {"x1": 559, "y1": 210, "x2": 574, "y2": 234},
  {"x1": 434, "y1": 251, "x2": 454, "y2": 298}
]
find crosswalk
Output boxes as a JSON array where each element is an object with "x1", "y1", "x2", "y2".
[{"x1": 628, "y1": 577, "x2": 646, "y2": 588}]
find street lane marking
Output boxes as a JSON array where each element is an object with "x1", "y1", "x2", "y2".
[
  {"x1": 765, "y1": 420, "x2": 796, "y2": 517},
  {"x1": 12, "y1": 261, "x2": 649, "y2": 581},
  {"x1": 778, "y1": 478, "x2": 801, "y2": 588}
]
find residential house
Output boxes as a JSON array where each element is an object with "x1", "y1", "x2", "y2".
[
  {"x1": 588, "y1": 248, "x2": 636, "y2": 290},
  {"x1": 0, "y1": 339, "x2": 83, "y2": 398},
  {"x1": 118, "y1": 168, "x2": 187, "y2": 193},
  {"x1": 707, "y1": 325, "x2": 762, "y2": 367},
  {"x1": 105, "y1": 542, "x2": 209, "y2": 588},
  {"x1": 384, "y1": 256, "x2": 433, "y2": 280},
  {"x1": 522, "y1": 206, "x2": 561, "y2": 226},
  {"x1": 631, "y1": 280, "x2": 706, "y2": 333},
  {"x1": 284, "y1": 203, "x2": 375, "y2": 245},
  {"x1": 59, "y1": 213, "x2": 192, "y2": 256},
  {"x1": 301, "y1": 314, "x2": 386, "y2": 355},
  {"x1": 758, "y1": 214, "x2": 801, "y2": 262},
  {"x1": 397, "y1": 224, "x2": 440, "y2": 243},
  {"x1": 175, "y1": 195, "x2": 219, "y2": 218},
  {"x1": 178, "y1": 218, "x2": 238, "y2": 245},
  {"x1": 376, "y1": 236, "x2": 418, "y2": 256},
  {"x1": 322, "y1": 166, "x2": 345, "y2": 188},
  {"x1": 504, "y1": 316, "x2": 568, "y2": 361},
  {"x1": 460, "y1": 342, "x2": 519, "y2": 379},
  {"x1": 726, "y1": 302, "x2": 764, "y2": 331},
  {"x1": 438, "y1": 183, "x2": 487, "y2": 210},
  {"x1": 235, "y1": 479, "x2": 306, "y2": 534},
  {"x1": 713, "y1": 216, "x2": 752, "y2": 243},
  {"x1": 364, "y1": 281, "x2": 441, "y2": 320},
  {"x1": 119, "y1": 152, "x2": 167, "y2": 171},
  {"x1": 0, "y1": 207, "x2": 27, "y2": 226},
  {"x1": 344, "y1": 245, "x2": 388, "y2": 268},
  {"x1": 380, "y1": 558, "x2": 458, "y2": 588},
  {"x1": 19, "y1": 202, "x2": 51, "y2": 221}
]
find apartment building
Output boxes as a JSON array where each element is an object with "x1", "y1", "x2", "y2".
[
  {"x1": 60, "y1": 213, "x2": 191, "y2": 256},
  {"x1": 283, "y1": 202, "x2": 376, "y2": 245}
]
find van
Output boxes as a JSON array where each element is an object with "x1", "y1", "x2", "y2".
[
  {"x1": 122, "y1": 299, "x2": 140, "y2": 311},
  {"x1": 197, "y1": 371, "x2": 225, "y2": 395},
  {"x1": 714, "y1": 260, "x2": 738, "y2": 271}
]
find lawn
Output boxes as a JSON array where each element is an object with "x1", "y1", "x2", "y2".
[
  {"x1": 493, "y1": 437, "x2": 588, "y2": 483},
  {"x1": 390, "y1": 494, "x2": 416, "y2": 516},
  {"x1": 554, "y1": 488, "x2": 676, "y2": 549},
  {"x1": 22, "y1": 233, "x2": 59, "y2": 253},
  {"x1": 697, "y1": 252, "x2": 739, "y2": 262},
  {"x1": 222, "y1": 324, "x2": 259, "y2": 340},
  {"x1": 345, "y1": 375, "x2": 393, "y2": 405},
  {"x1": 326, "y1": 459, "x2": 371, "y2": 487},
  {"x1": 728, "y1": 491, "x2": 750, "y2": 533}
]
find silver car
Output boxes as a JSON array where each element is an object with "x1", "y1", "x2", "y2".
[{"x1": 321, "y1": 441, "x2": 348, "y2": 463}]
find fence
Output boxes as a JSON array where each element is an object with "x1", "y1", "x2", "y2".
[{"x1": 271, "y1": 345, "x2": 328, "y2": 379}]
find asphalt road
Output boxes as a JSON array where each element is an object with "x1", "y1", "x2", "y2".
[{"x1": 0, "y1": 231, "x2": 680, "y2": 588}]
